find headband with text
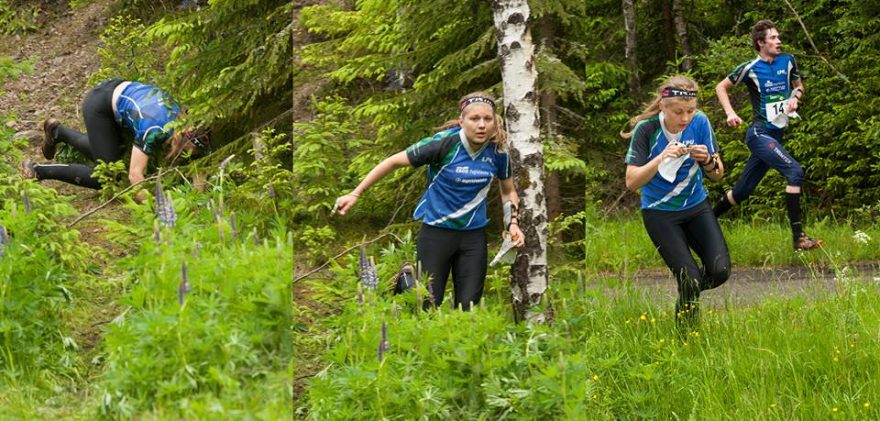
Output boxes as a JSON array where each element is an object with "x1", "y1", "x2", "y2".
[
  {"x1": 459, "y1": 96, "x2": 496, "y2": 111},
  {"x1": 661, "y1": 87, "x2": 698, "y2": 99}
]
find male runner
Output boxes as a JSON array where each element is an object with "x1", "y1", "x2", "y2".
[{"x1": 713, "y1": 19, "x2": 823, "y2": 251}]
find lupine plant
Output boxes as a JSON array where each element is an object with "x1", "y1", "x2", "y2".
[
  {"x1": 97, "y1": 181, "x2": 292, "y2": 418},
  {"x1": 0, "y1": 128, "x2": 90, "y2": 380}
]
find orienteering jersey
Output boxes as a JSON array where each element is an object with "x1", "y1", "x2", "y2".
[
  {"x1": 624, "y1": 111, "x2": 719, "y2": 211},
  {"x1": 113, "y1": 82, "x2": 181, "y2": 154},
  {"x1": 727, "y1": 53, "x2": 800, "y2": 129},
  {"x1": 406, "y1": 127, "x2": 511, "y2": 230}
]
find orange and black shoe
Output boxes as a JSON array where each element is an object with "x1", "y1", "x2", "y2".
[
  {"x1": 41, "y1": 118, "x2": 61, "y2": 160},
  {"x1": 794, "y1": 233, "x2": 824, "y2": 251}
]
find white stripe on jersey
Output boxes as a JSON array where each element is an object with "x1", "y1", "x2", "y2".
[
  {"x1": 426, "y1": 182, "x2": 492, "y2": 226},
  {"x1": 647, "y1": 164, "x2": 699, "y2": 209}
]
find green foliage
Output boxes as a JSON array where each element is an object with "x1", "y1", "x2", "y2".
[
  {"x1": 145, "y1": 0, "x2": 292, "y2": 130},
  {"x1": 0, "y1": 56, "x2": 33, "y2": 85},
  {"x1": 292, "y1": 97, "x2": 369, "y2": 220},
  {"x1": 92, "y1": 159, "x2": 130, "y2": 200},
  {"x1": 0, "y1": 125, "x2": 90, "y2": 380},
  {"x1": 305, "y1": 268, "x2": 880, "y2": 418},
  {"x1": 89, "y1": 16, "x2": 166, "y2": 85},
  {"x1": 222, "y1": 128, "x2": 294, "y2": 228},
  {"x1": 97, "y1": 184, "x2": 292, "y2": 418},
  {"x1": 0, "y1": 0, "x2": 40, "y2": 34},
  {"x1": 90, "y1": 1, "x2": 292, "y2": 158}
]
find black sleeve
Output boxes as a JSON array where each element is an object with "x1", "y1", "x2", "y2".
[
  {"x1": 789, "y1": 55, "x2": 801, "y2": 82},
  {"x1": 624, "y1": 123, "x2": 652, "y2": 166}
]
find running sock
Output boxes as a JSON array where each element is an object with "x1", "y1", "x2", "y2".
[
  {"x1": 786, "y1": 192, "x2": 803, "y2": 242},
  {"x1": 713, "y1": 194, "x2": 733, "y2": 217}
]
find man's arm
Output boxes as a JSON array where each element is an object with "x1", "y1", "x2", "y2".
[
  {"x1": 715, "y1": 78, "x2": 742, "y2": 127},
  {"x1": 788, "y1": 79, "x2": 804, "y2": 113}
]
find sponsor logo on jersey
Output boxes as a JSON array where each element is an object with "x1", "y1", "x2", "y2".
[{"x1": 456, "y1": 178, "x2": 489, "y2": 184}]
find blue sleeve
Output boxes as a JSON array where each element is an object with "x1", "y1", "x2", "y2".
[{"x1": 696, "y1": 113, "x2": 718, "y2": 154}]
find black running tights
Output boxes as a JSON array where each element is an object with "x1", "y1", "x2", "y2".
[
  {"x1": 641, "y1": 200, "x2": 731, "y2": 325},
  {"x1": 34, "y1": 78, "x2": 127, "y2": 189},
  {"x1": 416, "y1": 224, "x2": 488, "y2": 311}
]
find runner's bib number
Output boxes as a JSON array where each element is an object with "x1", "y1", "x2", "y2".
[{"x1": 765, "y1": 94, "x2": 788, "y2": 128}]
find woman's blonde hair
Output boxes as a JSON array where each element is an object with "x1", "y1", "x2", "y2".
[
  {"x1": 620, "y1": 75, "x2": 699, "y2": 139},
  {"x1": 439, "y1": 91, "x2": 510, "y2": 151}
]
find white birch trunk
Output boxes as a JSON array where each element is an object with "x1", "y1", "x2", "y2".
[
  {"x1": 623, "y1": 0, "x2": 641, "y2": 97},
  {"x1": 491, "y1": 0, "x2": 550, "y2": 324},
  {"x1": 672, "y1": 0, "x2": 693, "y2": 71}
]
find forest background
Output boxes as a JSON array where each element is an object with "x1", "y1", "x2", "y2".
[
  {"x1": 293, "y1": 0, "x2": 880, "y2": 242},
  {"x1": 293, "y1": 0, "x2": 880, "y2": 418}
]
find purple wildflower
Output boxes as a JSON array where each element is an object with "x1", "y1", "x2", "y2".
[
  {"x1": 153, "y1": 220, "x2": 162, "y2": 245},
  {"x1": 178, "y1": 261, "x2": 191, "y2": 304},
  {"x1": 229, "y1": 212, "x2": 239, "y2": 241},
  {"x1": 358, "y1": 251, "x2": 379, "y2": 291},
  {"x1": 154, "y1": 179, "x2": 176, "y2": 227},
  {"x1": 268, "y1": 183, "x2": 276, "y2": 199},
  {"x1": 0, "y1": 223, "x2": 9, "y2": 257},
  {"x1": 162, "y1": 192, "x2": 177, "y2": 227},
  {"x1": 208, "y1": 199, "x2": 219, "y2": 222},
  {"x1": 154, "y1": 177, "x2": 165, "y2": 207},
  {"x1": 359, "y1": 246, "x2": 368, "y2": 273},
  {"x1": 252, "y1": 227, "x2": 260, "y2": 246},
  {"x1": 377, "y1": 321, "x2": 388, "y2": 362},
  {"x1": 23, "y1": 191, "x2": 31, "y2": 213}
]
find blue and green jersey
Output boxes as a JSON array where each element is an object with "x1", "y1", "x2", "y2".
[
  {"x1": 727, "y1": 54, "x2": 800, "y2": 129},
  {"x1": 406, "y1": 127, "x2": 511, "y2": 230},
  {"x1": 114, "y1": 82, "x2": 181, "y2": 154},
  {"x1": 625, "y1": 112, "x2": 718, "y2": 211}
]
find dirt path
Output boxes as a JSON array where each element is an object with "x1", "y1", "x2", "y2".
[
  {"x1": 1, "y1": 1, "x2": 126, "y2": 250},
  {"x1": 608, "y1": 261, "x2": 880, "y2": 306},
  {"x1": 1, "y1": 0, "x2": 126, "y2": 365}
]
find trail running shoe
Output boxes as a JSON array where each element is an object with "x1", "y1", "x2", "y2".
[
  {"x1": 18, "y1": 157, "x2": 36, "y2": 180},
  {"x1": 794, "y1": 233, "x2": 824, "y2": 251},
  {"x1": 41, "y1": 118, "x2": 60, "y2": 160}
]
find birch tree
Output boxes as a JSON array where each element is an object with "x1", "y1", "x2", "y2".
[
  {"x1": 622, "y1": 0, "x2": 640, "y2": 97},
  {"x1": 491, "y1": 0, "x2": 550, "y2": 324},
  {"x1": 672, "y1": 0, "x2": 693, "y2": 71}
]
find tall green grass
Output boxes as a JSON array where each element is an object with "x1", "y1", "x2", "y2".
[
  {"x1": 303, "y1": 270, "x2": 880, "y2": 419},
  {"x1": 573, "y1": 212, "x2": 880, "y2": 273}
]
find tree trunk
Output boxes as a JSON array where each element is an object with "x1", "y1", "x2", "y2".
[
  {"x1": 672, "y1": 0, "x2": 693, "y2": 71},
  {"x1": 622, "y1": 0, "x2": 641, "y2": 98},
  {"x1": 661, "y1": 0, "x2": 676, "y2": 62},
  {"x1": 491, "y1": 0, "x2": 550, "y2": 324},
  {"x1": 537, "y1": 17, "x2": 562, "y2": 225}
]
